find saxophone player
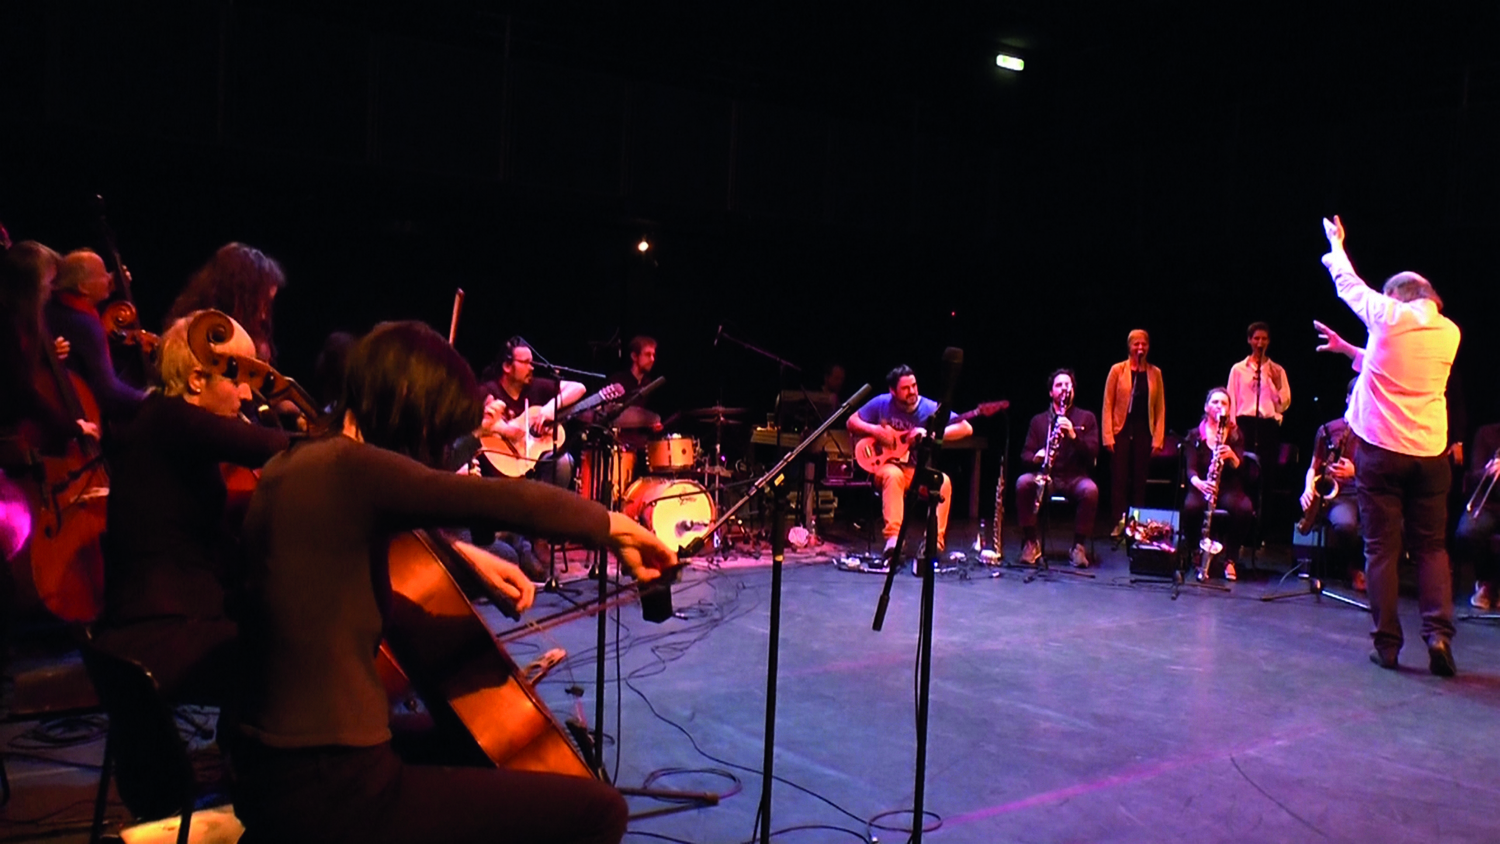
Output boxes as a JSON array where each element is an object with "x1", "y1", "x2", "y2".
[
  {"x1": 1455, "y1": 422, "x2": 1500, "y2": 610},
  {"x1": 1016, "y1": 370, "x2": 1100, "y2": 567},
  {"x1": 1298, "y1": 378, "x2": 1363, "y2": 591},
  {"x1": 1183, "y1": 388, "x2": 1255, "y2": 581}
]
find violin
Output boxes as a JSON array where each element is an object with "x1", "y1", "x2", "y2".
[{"x1": 93, "y1": 195, "x2": 156, "y2": 387}]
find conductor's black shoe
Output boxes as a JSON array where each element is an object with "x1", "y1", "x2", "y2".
[
  {"x1": 1369, "y1": 649, "x2": 1399, "y2": 670},
  {"x1": 1427, "y1": 639, "x2": 1457, "y2": 677}
]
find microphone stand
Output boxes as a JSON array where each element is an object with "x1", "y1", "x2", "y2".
[
  {"x1": 679, "y1": 384, "x2": 875, "y2": 844},
  {"x1": 1251, "y1": 359, "x2": 1265, "y2": 563},
  {"x1": 869, "y1": 349, "x2": 962, "y2": 844},
  {"x1": 717, "y1": 329, "x2": 806, "y2": 537}
]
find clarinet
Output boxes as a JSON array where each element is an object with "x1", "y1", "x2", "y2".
[
  {"x1": 1032, "y1": 386, "x2": 1072, "y2": 514},
  {"x1": 1195, "y1": 410, "x2": 1229, "y2": 582}
]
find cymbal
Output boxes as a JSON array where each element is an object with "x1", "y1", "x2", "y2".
[
  {"x1": 687, "y1": 405, "x2": 747, "y2": 417},
  {"x1": 694, "y1": 415, "x2": 743, "y2": 427},
  {"x1": 612, "y1": 406, "x2": 662, "y2": 429}
]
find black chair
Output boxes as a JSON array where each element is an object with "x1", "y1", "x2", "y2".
[{"x1": 79, "y1": 634, "x2": 231, "y2": 844}]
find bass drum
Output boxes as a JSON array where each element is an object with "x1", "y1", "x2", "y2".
[{"x1": 621, "y1": 477, "x2": 716, "y2": 549}]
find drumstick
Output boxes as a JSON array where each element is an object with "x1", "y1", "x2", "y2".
[{"x1": 448, "y1": 288, "x2": 465, "y2": 345}]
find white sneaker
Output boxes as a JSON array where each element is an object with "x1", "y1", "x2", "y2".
[
  {"x1": 1019, "y1": 540, "x2": 1042, "y2": 565},
  {"x1": 1471, "y1": 583, "x2": 1494, "y2": 611},
  {"x1": 1069, "y1": 544, "x2": 1090, "y2": 568}
]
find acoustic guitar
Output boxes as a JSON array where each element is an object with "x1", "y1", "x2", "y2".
[
  {"x1": 853, "y1": 400, "x2": 1008, "y2": 474},
  {"x1": 481, "y1": 383, "x2": 624, "y2": 477}
]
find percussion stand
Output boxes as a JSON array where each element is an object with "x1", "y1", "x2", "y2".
[{"x1": 717, "y1": 329, "x2": 806, "y2": 553}]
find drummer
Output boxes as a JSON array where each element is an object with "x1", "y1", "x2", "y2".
[
  {"x1": 601, "y1": 335, "x2": 662, "y2": 450},
  {"x1": 604, "y1": 335, "x2": 656, "y2": 403}
]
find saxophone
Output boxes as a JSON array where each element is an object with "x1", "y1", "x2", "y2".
[
  {"x1": 1296, "y1": 424, "x2": 1342, "y2": 535},
  {"x1": 1194, "y1": 410, "x2": 1229, "y2": 582}
]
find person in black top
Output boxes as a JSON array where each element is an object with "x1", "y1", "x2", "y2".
[
  {"x1": 1182, "y1": 387, "x2": 1254, "y2": 581},
  {"x1": 229, "y1": 320, "x2": 670, "y2": 844},
  {"x1": 95, "y1": 312, "x2": 289, "y2": 702},
  {"x1": 45, "y1": 250, "x2": 147, "y2": 423},
  {"x1": 1, "y1": 239, "x2": 101, "y2": 669},
  {"x1": 1456, "y1": 421, "x2": 1500, "y2": 611},
  {"x1": 1298, "y1": 378, "x2": 1362, "y2": 590},
  {"x1": 1016, "y1": 370, "x2": 1101, "y2": 568},
  {"x1": 603, "y1": 334, "x2": 656, "y2": 398},
  {"x1": 164, "y1": 243, "x2": 286, "y2": 364},
  {"x1": 476, "y1": 336, "x2": 586, "y2": 488}
]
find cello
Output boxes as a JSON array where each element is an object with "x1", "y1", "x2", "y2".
[{"x1": 18, "y1": 310, "x2": 109, "y2": 623}]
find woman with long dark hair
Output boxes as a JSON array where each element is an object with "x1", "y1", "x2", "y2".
[
  {"x1": 165, "y1": 243, "x2": 286, "y2": 362},
  {"x1": 229, "y1": 321, "x2": 671, "y2": 844},
  {"x1": 1182, "y1": 386, "x2": 1255, "y2": 581}
]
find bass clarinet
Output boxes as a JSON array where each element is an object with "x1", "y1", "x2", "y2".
[{"x1": 1195, "y1": 410, "x2": 1229, "y2": 582}]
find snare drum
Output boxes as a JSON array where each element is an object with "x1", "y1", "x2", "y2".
[
  {"x1": 577, "y1": 446, "x2": 637, "y2": 507},
  {"x1": 646, "y1": 434, "x2": 698, "y2": 474},
  {"x1": 622, "y1": 477, "x2": 716, "y2": 548}
]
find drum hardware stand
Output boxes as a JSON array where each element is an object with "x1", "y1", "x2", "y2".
[
  {"x1": 679, "y1": 383, "x2": 874, "y2": 844},
  {"x1": 870, "y1": 347, "x2": 962, "y2": 844}
]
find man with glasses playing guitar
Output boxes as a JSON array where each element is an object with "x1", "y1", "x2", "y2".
[{"x1": 849, "y1": 364, "x2": 1000, "y2": 557}]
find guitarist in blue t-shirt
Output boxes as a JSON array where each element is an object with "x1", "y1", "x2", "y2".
[{"x1": 848, "y1": 364, "x2": 973, "y2": 555}]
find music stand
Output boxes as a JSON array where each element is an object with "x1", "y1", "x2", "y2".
[{"x1": 1260, "y1": 524, "x2": 1368, "y2": 609}]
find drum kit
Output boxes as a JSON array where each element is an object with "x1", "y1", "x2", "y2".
[{"x1": 580, "y1": 404, "x2": 751, "y2": 551}]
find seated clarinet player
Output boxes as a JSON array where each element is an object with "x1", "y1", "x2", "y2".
[
  {"x1": 1298, "y1": 377, "x2": 1363, "y2": 591},
  {"x1": 1183, "y1": 387, "x2": 1255, "y2": 581},
  {"x1": 229, "y1": 321, "x2": 672, "y2": 844},
  {"x1": 1016, "y1": 369, "x2": 1100, "y2": 568}
]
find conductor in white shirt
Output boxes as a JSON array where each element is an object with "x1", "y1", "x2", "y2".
[{"x1": 1316, "y1": 214, "x2": 1461, "y2": 677}]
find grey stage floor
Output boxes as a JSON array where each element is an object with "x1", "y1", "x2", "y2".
[{"x1": 5, "y1": 527, "x2": 1500, "y2": 844}]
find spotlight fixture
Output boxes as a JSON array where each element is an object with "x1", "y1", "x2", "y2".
[
  {"x1": 637, "y1": 238, "x2": 651, "y2": 253},
  {"x1": 995, "y1": 53, "x2": 1024, "y2": 72}
]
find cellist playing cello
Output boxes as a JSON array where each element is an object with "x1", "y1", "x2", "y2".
[
  {"x1": 95, "y1": 311, "x2": 290, "y2": 703},
  {"x1": 228, "y1": 320, "x2": 672, "y2": 844}
]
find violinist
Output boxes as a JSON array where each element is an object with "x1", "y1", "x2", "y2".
[
  {"x1": 45, "y1": 250, "x2": 147, "y2": 422},
  {"x1": 164, "y1": 242, "x2": 285, "y2": 363},
  {"x1": 229, "y1": 321, "x2": 668, "y2": 844},
  {"x1": 95, "y1": 312, "x2": 289, "y2": 702}
]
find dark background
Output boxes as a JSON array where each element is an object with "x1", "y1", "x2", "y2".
[{"x1": 4, "y1": 1, "x2": 1499, "y2": 513}]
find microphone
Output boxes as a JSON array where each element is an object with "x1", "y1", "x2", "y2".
[
  {"x1": 924, "y1": 347, "x2": 964, "y2": 441},
  {"x1": 714, "y1": 325, "x2": 723, "y2": 347}
]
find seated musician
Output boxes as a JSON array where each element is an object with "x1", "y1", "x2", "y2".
[
  {"x1": 1182, "y1": 387, "x2": 1255, "y2": 581},
  {"x1": 1, "y1": 239, "x2": 101, "y2": 668},
  {"x1": 94, "y1": 312, "x2": 290, "y2": 702},
  {"x1": 1016, "y1": 369, "x2": 1100, "y2": 568},
  {"x1": 45, "y1": 249, "x2": 147, "y2": 423},
  {"x1": 475, "y1": 336, "x2": 585, "y2": 488},
  {"x1": 1457, "y1": 421, "x2": 1500, "y2": 610},
  {"x1": 604, "y1": 335, "x2": 656, "y2": 399},
  {"x1": 229, "y1": 320, "x2": 670, "y2": 844},
  {"x1": 1298, "y1": 378, "x2": 1363, "y2": 591},
  {"x1": 469, "y1": 337, "x2": 586, "y2": 577},
  {"x1": 847, "y1": 364, "x2": 973, "y2": 555}
]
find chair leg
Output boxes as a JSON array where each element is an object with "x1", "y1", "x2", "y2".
[{"x1": 90, "y1": 730, "x2": 115, "y2": 844}]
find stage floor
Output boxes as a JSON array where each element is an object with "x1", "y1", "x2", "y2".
[{"x1": 5, "y1": 522, "x2": 1500, "y2": 843}]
